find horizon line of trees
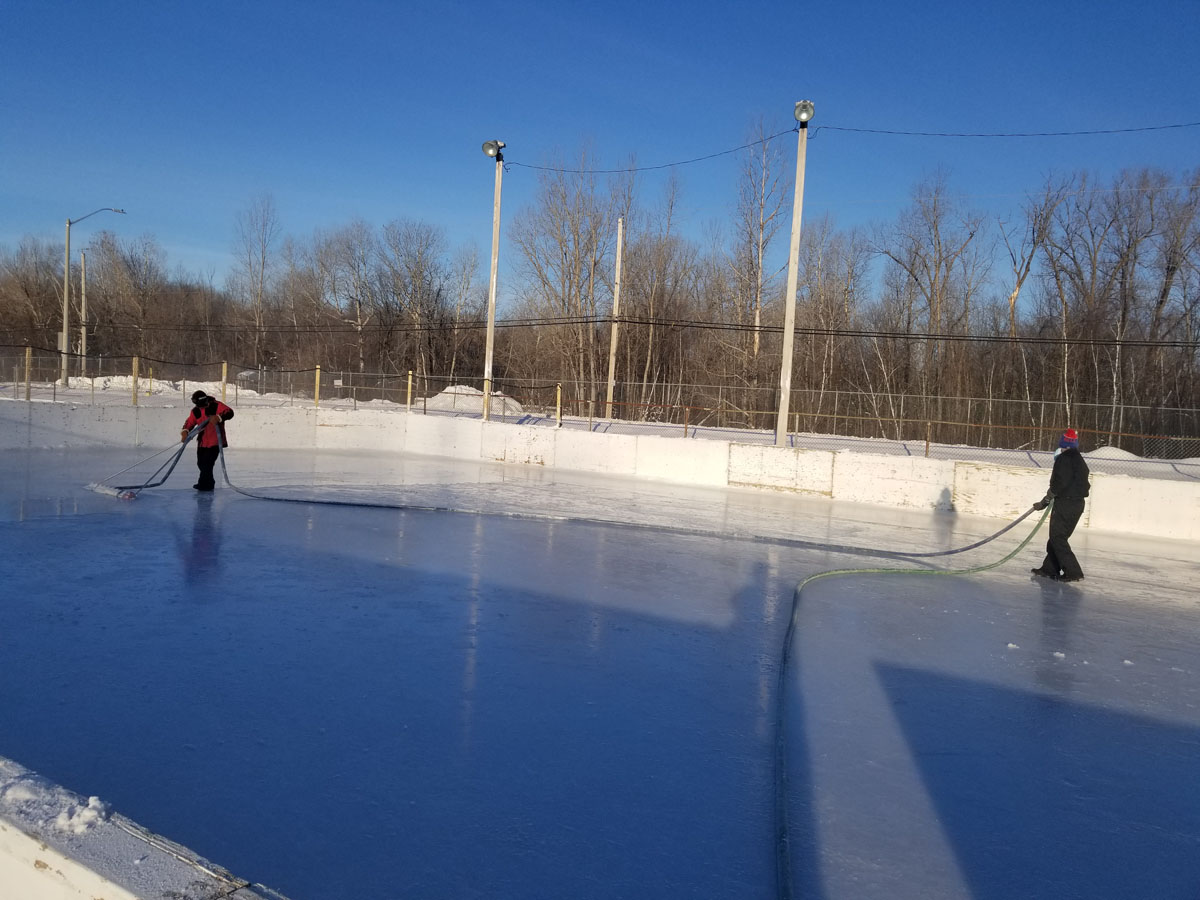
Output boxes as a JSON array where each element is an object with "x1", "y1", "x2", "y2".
[{"x1": 2, "y1": 141, "x2": 1197, "y2": 448}]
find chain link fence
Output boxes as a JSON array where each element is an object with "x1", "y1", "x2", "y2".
[{"x1": 4, "y1": 347, "x2": 1198, "y2": 482}]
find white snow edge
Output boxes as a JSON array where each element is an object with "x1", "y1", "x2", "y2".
[{"x1": 0, "y1": 755, "x2": 290, "y2": 900}]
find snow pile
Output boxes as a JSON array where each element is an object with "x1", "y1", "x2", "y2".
[
  {"x1": 1087, "y1": 445, "x2": 1142, "y2": 460},
  {"x1": 0, "y1": 772, "x2": 110, "y2": 834},
  {"x1": 422, "y1": 384, "x2": 524, "y2": 416},
  {"x1": 63, "y1": 375, "x2": 266, "y2": 402},
  {"x1": 55, "y1": 796, "x2": 111, "y2": 834}
]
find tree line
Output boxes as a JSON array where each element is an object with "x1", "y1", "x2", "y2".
[{"x1": 2, "y1": 138, "x2": 1197, "y2": 452}]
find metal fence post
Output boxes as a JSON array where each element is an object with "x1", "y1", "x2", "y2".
[
  {"x1": 314, "y1": 365, "x2": 321, "y2": 409},
  {"x1": 131, "y1": 357, "x2": 139, "y2": 407},
  {"x1": 556, "y1": 383, "x2": 562, "y2": 427},
  {"x1": 24, "y1": 346, "x2": 31, "y2": 402},
  {"x1": 221, "y1": 361, "x2": 228, "y2": 403},
  {"x1": 407, "y1": 370, "x2": 413, "y2": 412}
]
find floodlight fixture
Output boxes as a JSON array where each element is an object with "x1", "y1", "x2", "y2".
[
  {"x1": 794, "y1": 100, "x2": 815, "y2": 125},
  {"x1": 482, "y1": 140, "x2": 506, "y2": 160}
]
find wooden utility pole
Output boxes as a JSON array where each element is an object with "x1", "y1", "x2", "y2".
[{"x1": 604, "y1": 217, "x2": 624, "y2": 419}]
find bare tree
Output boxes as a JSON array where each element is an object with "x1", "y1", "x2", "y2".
[
  {"x1": 380, "y1": 219, "x2": 450, "y2": 378},
  {"x1": 313, "y1": 221, "x2": 379, "y2": 374},
  {"x1": 730, "y1": 120, "x2": 789, "y2": 377},
  {"x1": 0, "y1": 238, "x2": 61, "y2": 339},
  {"x1": 510, "y1": 147, "x2": 631, "y2": 404},
  {"x1": 232, "y1": 194, "x2": 280, "y2": 367},
  {"x1": 86, "y1": 231, "x2": 168, "y2": 359},
  {"x1": 873, "y1": 173, "x2": 987, "y2": 440},
  {"x1": 448, "y1": 244, "x2": 482, "y2": 381}
]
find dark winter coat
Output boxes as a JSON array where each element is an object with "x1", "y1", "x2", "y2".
[
  {"x1": 1047, "y1": 446, "x2": 1090, "y2": 501},
  {"x1": 184, "y1": 400, "x2": 234, "y2": 449}
]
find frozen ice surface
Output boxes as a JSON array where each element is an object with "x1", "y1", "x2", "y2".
[{"x1": 2, "y1": 446, "x2": 1199, "y2": 899}]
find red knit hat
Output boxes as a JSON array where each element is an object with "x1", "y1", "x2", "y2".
[{"x1": 1060, "y1": 428, "x2": 1079, "y2": 448}]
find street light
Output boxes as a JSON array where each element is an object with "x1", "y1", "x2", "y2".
[
  {"x1": 62, "y1": 207, "x2": 125, "y2": 385},
  {"x1": 774, "y1": 102, "x2": 814, "y2": 447},
  {"x1": 481, "y1": 140, "x2": 505, "y2": 421}
]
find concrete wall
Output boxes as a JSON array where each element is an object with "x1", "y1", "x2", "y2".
[{"x1": 2, "y1": 399, "x2": 1196, "y2": 541}]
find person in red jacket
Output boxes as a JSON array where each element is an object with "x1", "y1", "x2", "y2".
[{"x1": 182, "y1": 390, "x2": 234, "y2": 492}]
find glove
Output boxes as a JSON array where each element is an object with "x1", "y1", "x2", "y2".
[{"x1": 1032, "y1": 498, "x2": 1050, "y2": 511}]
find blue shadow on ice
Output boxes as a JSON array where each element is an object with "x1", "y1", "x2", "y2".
[{"x1": 875, "y1": 662, "x2": 1200, "y2": 899}]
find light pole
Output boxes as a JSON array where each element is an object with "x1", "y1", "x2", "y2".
[
  {"x1": 62, "y1": 207, "x2": 125, "y2": 385},
  {"x1": 79, "y1": 252, "x2": 87, "y2": 377},
  {"x1": 774, "y1": 101, "x2": 814, "y2": 447},
  {"x1": 480, "y1": 140, "x2": 505, "y2": 421}
]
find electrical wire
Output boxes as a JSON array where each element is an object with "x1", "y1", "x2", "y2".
[
  {"x1": 507, "y1": 129, "x2": 797, "y2": 175},
  {"x1": 8, "y1": 313, "x2": 1199, "y2": 350},
  {"x1": 503, "y1": 120, "x2": 1200, "y2": 176},
  {"x1": 815, "y1": 122, "x2": 1200, "y2": 139}
]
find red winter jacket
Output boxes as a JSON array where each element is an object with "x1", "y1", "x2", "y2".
[{"x1": 184, "y1": 401, "x2": 234, "y2": 448}]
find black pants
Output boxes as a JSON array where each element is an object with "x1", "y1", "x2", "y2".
[
  {"x1": 195, "y1": 445, "x2": 219, "y2": 491},
  {"x1": 1040, "y1": 498, "x2": 1085, "y2": 579}
]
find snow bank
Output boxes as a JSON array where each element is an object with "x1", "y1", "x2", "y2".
[
  {"x1": 0, "y1": 755, "x2": 289, "y2": 899},
  {"x1": 423, "y1": 384, "x2": 524, "y2": 416},
  {"x1": 1087, "y1": 445, "x2": 1142, "y2": 460}
]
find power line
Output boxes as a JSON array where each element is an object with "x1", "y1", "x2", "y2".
[
  {"x1": 507, "y1": 129, "x2": 796, "y2": 175},
  {"x1": 504, "y1": 120, "x2": 1200, "y2": 176},
  {"x1": 815, "y1": 121, "x2": 1200, "y2": 139},
  {"x1": 5, "y1": 314, "x2": 1197, "y2": 350}
]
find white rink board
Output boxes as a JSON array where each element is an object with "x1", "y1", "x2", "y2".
[{"x1": 2, "y1": 400, "x2": 1196, "y2": 540}]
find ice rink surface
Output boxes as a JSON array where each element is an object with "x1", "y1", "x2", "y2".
[{"x1": 2, "y1": 445, "x2": 1199, "y2": 899}]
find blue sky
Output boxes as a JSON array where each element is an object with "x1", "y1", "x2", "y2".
[{"x1": 2, "y1": 0, "x2": 1197, "y2": 299}]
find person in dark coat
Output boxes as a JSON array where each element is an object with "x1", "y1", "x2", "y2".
[
  {"x1": 1031, "y1": 428, "x2": 1090, "y2": 582},
  {"x1": 182, "y1": 390, "x2": 234, "y2": 492}
]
